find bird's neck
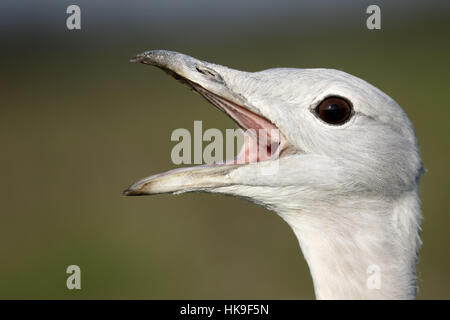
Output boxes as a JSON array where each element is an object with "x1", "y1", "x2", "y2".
[{"x1": 279, "y1": 191, "x2": 422, "y2": 300}]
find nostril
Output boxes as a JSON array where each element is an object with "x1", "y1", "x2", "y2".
[
  {"x1": 196, "y1": 66, "x2": 216, "y2": 77},
  {"x1": 195, "y1": 65, "x2": 225, "y2": 83}
]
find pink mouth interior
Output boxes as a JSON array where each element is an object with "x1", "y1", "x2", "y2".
[{"x1": 191, "y1": 82, "x2": 283, "y2": 165}]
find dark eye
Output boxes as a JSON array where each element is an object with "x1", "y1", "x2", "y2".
[{"x1": 315, "y1": 97, "x2": 352, "y2": 125}]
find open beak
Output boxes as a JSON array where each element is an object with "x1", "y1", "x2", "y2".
[{"x1": 123, "y1": 50, "x2": 287, "y2": 196}]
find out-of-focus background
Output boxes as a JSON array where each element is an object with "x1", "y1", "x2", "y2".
[{"x1": 1, "y1": 0, "x2": 449, "y2": 299}]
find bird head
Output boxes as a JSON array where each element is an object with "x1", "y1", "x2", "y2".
[{"x1": 124, "y1": 50, "x2": 423, "y2": 214}]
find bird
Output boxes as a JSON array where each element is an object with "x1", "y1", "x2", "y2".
[{"x1": 124, "y1": 50, "x2": 424, "y2": 300}]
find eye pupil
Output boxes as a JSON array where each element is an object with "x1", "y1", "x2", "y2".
[{"x1": 316, "y1": 97, "x2": 352, "y2": 125}]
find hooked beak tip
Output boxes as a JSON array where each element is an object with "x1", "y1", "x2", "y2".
[
  {"x1": 122, "y1": 188, "x2": 145, "y2": 196},
  {"x1": 130, "y1": 55, "x2": 144, "y2": 63},
  {"x1": 130, "y1": 50, "x2": 154, "y2": 63}
]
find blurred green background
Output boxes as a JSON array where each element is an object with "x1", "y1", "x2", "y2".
[{"x1": 1, "y1": 0, "x2": 449, "y2": 299}]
